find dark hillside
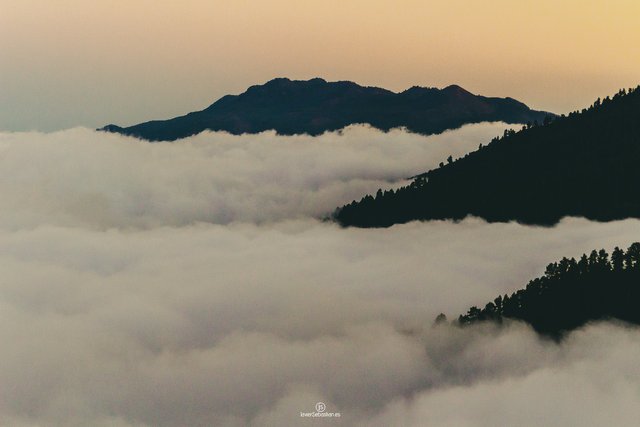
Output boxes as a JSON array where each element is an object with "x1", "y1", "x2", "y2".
[
  {"x1": 100, "y1": 78, "x2": 551, "y2": 141},
  {"x1": 335, "y1": 87, "x2": 640, "y2": 227},
  {"x1": 456, "y1": 243, "x2": 640, "y2": 337}
]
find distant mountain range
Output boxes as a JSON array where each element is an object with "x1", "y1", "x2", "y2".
[
  {"x1": 100, "y1": 78, "x2": 552, "y2": 141},
  {"x1": 334, "y1": 86, "x2": 640, "y2": 227}
]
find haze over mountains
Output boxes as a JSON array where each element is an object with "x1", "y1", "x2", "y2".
[
  {"x1": 335, "y1": 86, "x2": 640, "y2": 227},
  {"x1": 101, "y1": 78, "x2": 552, "y2": 141}
]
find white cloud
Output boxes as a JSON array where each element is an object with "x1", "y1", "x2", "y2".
[
  {"x1": 356, "y1": 323, "x2": 640, "y2": 427},
  {"x1": 0, "y1": 125, "x2": 638, "y2": 426},
  {"x1": 0, "y1": 123, "x2": 506, "y2": 229},
  {"x1": 1, "y1": 218, "x2": 639, "y2": 426}
]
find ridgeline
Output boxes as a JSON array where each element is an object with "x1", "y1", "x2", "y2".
[
  {"x1": 100, "y1": 78, "x2": 551, "y2": 141},
  {"x1": 334, "y1": 86, "x2": 640, "y2": 227},
  {"x1": 455, "y1": 243, "x2": 640, "y2": 337}
]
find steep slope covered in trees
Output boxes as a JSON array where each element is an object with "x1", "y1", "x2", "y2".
[
  {"x1": 334, "y1": 87, "x2": 640, "y2": 227},
  {"x1": 456, "y1": 243, "x2": 640, "y2": 337}
]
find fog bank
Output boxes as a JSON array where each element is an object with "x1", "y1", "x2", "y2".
[
  {"x1": 0, "y1": 123, "x2": 506, "y2": 229},
  {"x1": 1, "y1": 124, "x2": 639, "y2": 426}
]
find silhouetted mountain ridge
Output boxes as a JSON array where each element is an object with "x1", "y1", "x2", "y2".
[
  {"x1": 334, "y1": 86, "x2": 640, "y2": 227},
  {"x1": 100, "y1": 77, "x2": 551, "y2": 141}
]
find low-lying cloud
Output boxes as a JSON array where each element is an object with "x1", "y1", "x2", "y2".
[
  {"x1": 0, "y1": 123, "x2": 506, "y2": 229},
  {"x1": 0, "y1": 124, "x2": 639, "y2": 426}
]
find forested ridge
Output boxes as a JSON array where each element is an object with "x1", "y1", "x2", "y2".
[
  {"x1": 334, "y1": 86, "x2": 640, "y2": 227},
  {"x1": 453, "y1": 243, "x2": 640, "y2": 337}
]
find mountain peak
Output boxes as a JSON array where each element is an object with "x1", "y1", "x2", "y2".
[
  {"x1": 401, "y1": 86, "x2": 437, "y2": 95},
  {"x1": 265, "y1": 77, "x2": 291, "y2": 84},
  {"x1": 442, "y1": 84, "x2": 473, "y2": 96},
  {"x1": 101, "y1": 78, "x2": 553, "y2": 141},
  {"x1": 263, "y1": 77, "x2": 327, "y2": 86}
]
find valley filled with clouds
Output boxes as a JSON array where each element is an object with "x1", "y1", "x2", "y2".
[{"x1": 1, "y1": 124, "x2": 639, "y2": 426}]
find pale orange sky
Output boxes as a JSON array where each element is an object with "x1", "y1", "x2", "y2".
[{"x1": 1, "y1": 0, "x2": 639, "y2": 131}]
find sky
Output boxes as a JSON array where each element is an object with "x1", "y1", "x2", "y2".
[{"x1": 2, "y1": 0, "x2": 639, "y2": 131}]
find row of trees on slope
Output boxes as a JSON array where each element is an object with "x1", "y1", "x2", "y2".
[
  {"x1": 334, "y1": 86, "x2": 640, "y2": 227},
  {"x1": 454, "y1": 243, "x2": 640, "y2": 337}
]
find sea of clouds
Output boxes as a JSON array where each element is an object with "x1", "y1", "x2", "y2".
[
  {"x1": 1, "y1": 123, "x2": 639, "y2": 426},
  {"x1": 0, "y1": 124, "x2": 506, "y2": 229}
]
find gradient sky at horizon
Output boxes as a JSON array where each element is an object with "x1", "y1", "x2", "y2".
[{"x1": 2, "y1": 0, "x2": 639, "y2": 131}]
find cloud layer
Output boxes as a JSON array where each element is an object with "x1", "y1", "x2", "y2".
[
  {"x1": 0, "y1": 123, "x2": 505, "y2": 229},
  {"x1": 1, "y1": 125, "x2": 639, "y2": 426}
]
